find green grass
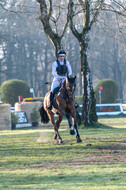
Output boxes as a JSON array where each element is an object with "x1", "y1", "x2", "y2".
[{"x1": 0, "y1": 117, "x2": 126, "y2": 190}]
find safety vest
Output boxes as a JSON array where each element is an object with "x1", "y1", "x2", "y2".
[{"x1": 56, "y1": 59, "x2": 68, "y2": 76}]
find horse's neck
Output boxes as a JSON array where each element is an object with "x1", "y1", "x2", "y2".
[
  {"x1": 56, "y1": 86, "x2": 67, "y2": 99},
  {"x1": 60, "y1": 86, "x2": 67, "y2": 94},
  {"x1": 62, "y1": 85, "x2": 75, "y2": 100},
  {"x1": 58, "y1": 86, "x2": 74, "y2": 101}
]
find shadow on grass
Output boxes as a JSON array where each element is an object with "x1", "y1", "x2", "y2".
[
  {"x1": 98, "y1": 114, "x2": 126, "y2": 119},
  {"x1": 79, "y1": 121, "x2": 126, "y2": 131},
  {"x1": 0, "y1": 169, "x2": 125, "y2": 189},
  {"x1": 79, "y1": 122, "x2": 114, "y2": 129}
]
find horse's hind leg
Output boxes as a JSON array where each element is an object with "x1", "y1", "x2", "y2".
[
  {"x1": 55, "y1": 114, "x2": 63, "y2": 144},
  {"x1": 56, "y1": 114, "x2": 63, "y2": 129},
  {"x1": 71, "y1": 116, "x2": 82, "y2": 143},
  {"x1": 66, "y1": 113, "x2": 75, "y2": 135},
  {"x1": 47, "y1": 111, "x2": 62, "y2": 144}
]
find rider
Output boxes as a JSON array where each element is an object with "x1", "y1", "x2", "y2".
[{"x1": 47, "y1": 49, "x2": 72, "y2": 110}]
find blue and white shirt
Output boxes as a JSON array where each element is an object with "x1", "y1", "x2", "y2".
[{"x1": 52, "y1": 59, "x2": 72, "y2": 79}]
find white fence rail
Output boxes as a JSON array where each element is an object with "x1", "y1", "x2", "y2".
[{"x1": 78, "y1": 103, "x2": 126, "y2": 116}]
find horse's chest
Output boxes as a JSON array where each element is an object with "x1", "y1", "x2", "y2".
[{"x1": 65, "y1": 102, "x2": 74, "y2": 112}]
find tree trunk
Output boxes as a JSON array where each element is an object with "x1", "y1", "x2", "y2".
[
  {"x1": 68, "y1": 0, "x2": 98, "y2": 126},
  {"x1": 79, "y1": 35, "x2": 94, "y2": 126},
  {"x1": 113, "y1": 45, "x2": 123, "y2": 102}
]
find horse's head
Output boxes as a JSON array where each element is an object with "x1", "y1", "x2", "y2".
[{"x1": 65, "y1": 76, "x2": 76, "y2": 93}]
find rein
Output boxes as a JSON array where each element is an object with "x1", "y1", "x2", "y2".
[{"x1": 58, "y1": 84, "x2": 75, "y2": 101}]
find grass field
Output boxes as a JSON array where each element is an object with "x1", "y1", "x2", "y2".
[{"x1": 0, "y1": 117, "x2": 126, "y2": 190}]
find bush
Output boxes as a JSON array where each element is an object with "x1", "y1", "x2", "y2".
[
  {"x1": 30, "y1": 107, "x2": 39, "y2": 122},
  {"x1": 11, "y1": 112, "x2": 18, "y2": 125},
  {"x1": 1, "y1": 79, "x2": 31, "y2": 106},
  {"x1": 94, "y1": 79, "x2": 118, "y2": 104}
]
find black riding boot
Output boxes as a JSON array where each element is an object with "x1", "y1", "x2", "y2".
[{"x1": 47, "y1": 92, "x2": 53, "y2": 110}]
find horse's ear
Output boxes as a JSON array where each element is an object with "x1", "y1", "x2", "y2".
[{"x1": 74, "y1": 75, "x2": 76, "y2": 79}]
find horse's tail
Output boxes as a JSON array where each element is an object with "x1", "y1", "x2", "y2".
[{"x1": 39, "y1": 103, "x2": 49, "y2": 124}]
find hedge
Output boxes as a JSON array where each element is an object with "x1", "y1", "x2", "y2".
[
  {"x1": 94, "y1": 79, "x2": 118, "y2": 104},
  {"x1": 1, "y1": 79, "x2": 31, "y2": 106}
]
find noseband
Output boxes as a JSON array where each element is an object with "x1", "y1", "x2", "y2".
[
  {"x1": 65, "y1": 80, "x2": 75, "y2": 100},
  {"x1": 57, "y1": 77, "x2": 76, "y2": 101}
]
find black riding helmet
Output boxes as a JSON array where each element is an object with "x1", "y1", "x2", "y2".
[{"x1": 57, "y1": 50, "x2": 66, "y2": 57}]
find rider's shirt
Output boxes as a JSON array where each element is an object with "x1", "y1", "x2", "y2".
[
  {"x1": 51, "y1": 59, "x2": 72, "y2": 92},
  {"x1": 52, "y1": 59, "x2": 72, "y2": 79}
]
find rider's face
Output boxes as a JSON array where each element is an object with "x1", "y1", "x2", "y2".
[{"x1": 58, "y1": 56, "x2": 65, "y2": 62}]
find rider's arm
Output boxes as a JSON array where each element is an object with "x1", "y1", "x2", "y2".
[
  {"x1": 66, "y1": 60, "x2": 72, "y2": 76},
  {"x1": 52, "y1": 61, "x2": 59, "y2": 79}
]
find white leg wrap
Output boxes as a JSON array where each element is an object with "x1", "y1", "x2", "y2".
[{"x1": 70, "y1": 126, "x2": 74, "y2": 130}]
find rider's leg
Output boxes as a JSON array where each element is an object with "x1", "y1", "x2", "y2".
[
  {"x1": 47, "y1": 92, "x2": 54, "y2": 110},
  {"x1": 47, "y1": 79, "x2": 59, "y2": 110}
]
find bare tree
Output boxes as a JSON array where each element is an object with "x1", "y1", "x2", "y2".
[
  {"x1": 68, "y1": 0, "x2": 104, "y2": 126},
  {"x1": 36, "y1": 0, "x2": 68, "y2": 55},
  {"x1": 102, "y1": 0, "x2": 126, "y2": 17}
]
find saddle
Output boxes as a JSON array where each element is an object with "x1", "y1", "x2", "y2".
[{"x1": 53, "y1": 86, "x2": 61, "y2": 96}]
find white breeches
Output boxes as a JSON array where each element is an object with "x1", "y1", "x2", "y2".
[{"x1": 51, "y1": 77, "x2": 66, "y2": 92}]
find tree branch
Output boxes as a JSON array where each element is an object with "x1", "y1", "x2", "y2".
[
  {"x1": 37, "y1": 0, "x2": 68, "y2": 52},
  {"x1": 0, "y1": 2, "x2": 37, "y2": 14},
  {"x1": 90, "y1": 0, "x2": 104, "y2": 27},
  {"x1": 0, "y1": 3, "x2": 19, "y2": 14},
  {"x1": 68, "y1": 0, "x2": 81, "y2": 40},
  {"x1": 48, "y1": 0, "x2": 52, "y2": 18},
  {"x1": 101, "y1": 1, "x2": 126, "y2": 17},
  {"x1": 113, "y1": 0, "x2": 126, "y2": 11},
  {"x1": 101, "y1": 8, "x2": 126, "y2": 17}
]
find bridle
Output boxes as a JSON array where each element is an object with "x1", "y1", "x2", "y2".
[
  {"x1": 66, "y1": 81, "x2": 75, "y2": 100},
  {"x1": 58, "y1": 78, "x2": 75, "y2": 101}
]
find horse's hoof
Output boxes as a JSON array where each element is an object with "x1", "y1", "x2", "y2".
[
  {"x1": 70, "y1": 129, "x2": 75, "y2": 135},
  {"x1": 54, "y1": 140, "x2": 58, "y2": 144},
  {"x1": 58, "y1": 139, "x2": 63, "y2": 144},
  {"x1": 54, "y1": 134, "x2": 57, "y2": 140},
  {"x1": 77, "y1": 137, "x2": 82, "y2": 143}
]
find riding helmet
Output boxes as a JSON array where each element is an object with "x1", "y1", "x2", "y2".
[{"x1": 57, "y1": 50, "x2": 66, "y2": 57}]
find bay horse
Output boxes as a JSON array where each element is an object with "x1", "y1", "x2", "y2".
[{"x1": 39, "y1": 76, "x2": 82, "y2": 144}]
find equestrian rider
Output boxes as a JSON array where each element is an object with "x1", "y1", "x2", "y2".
[{"x1": 47, "y1": 50, "x2": 72, "y2": 110}]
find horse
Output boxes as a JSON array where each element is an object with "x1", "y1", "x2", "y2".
[{"x1": 39, "y1": 76, "x2": 82, "y2": 144}]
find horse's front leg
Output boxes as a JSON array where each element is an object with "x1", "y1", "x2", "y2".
[{"x1": 71, "y1": 115, "x2": 82, "y2": 143}]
